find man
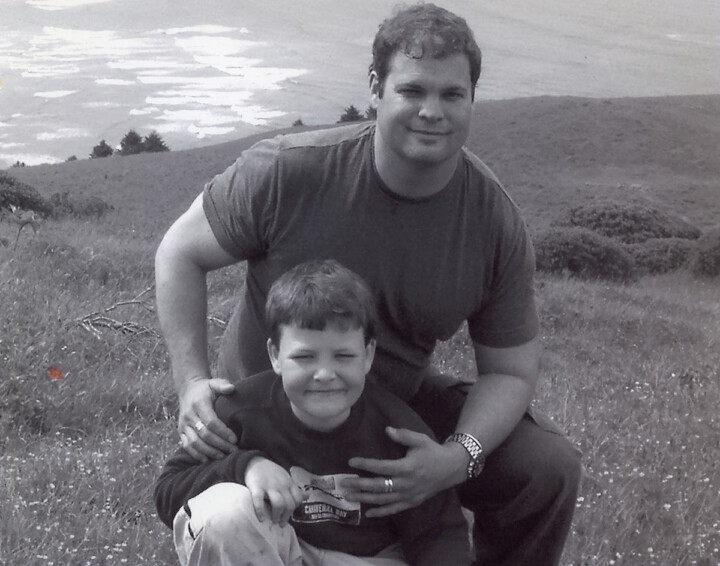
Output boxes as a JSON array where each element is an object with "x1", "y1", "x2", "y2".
[{"x1": 155, "y1": 3, "x2": 581, "y2": 565}]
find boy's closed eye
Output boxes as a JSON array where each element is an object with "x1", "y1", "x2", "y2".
[{"x1": 290, "y1": 354, "x2": 314, "y2": 360}]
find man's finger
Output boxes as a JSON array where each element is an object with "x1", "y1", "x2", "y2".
[
  {"x1": 180, "y1": 436, "x2": 208, "y2": 463},
  {"x1": 185, "y1": 427, "x2": 227, "y2": 461},
  {"x1": 201, "y1": 418, "x2": 238, "y2": 449},
  {"x1": 347, "y1": 456, "x2": 406, "y2": 476},
  {"x1": 193, "y1": 398, "x2": 238, "y2": 445},
  {"x1": 341, "y1": 475, "x2": 401, "y2": 493},
  {"x1": 343, "y1": 491, "x2": 399, "y2": 505},
  {"x1": 207, "y1": 378, "x2": 236, "y2": 396},
  {"x1": 384, "y1": 426, "x2": 433, "y2": 448}
]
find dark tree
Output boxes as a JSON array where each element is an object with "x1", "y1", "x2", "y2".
[
  {"x1": 119, "y1": 129, "x2": 144, "y2": 155},
  {"x1": 292, "y1": 118, "x2": 304, "y2": 127},
  {"x1": 90, "y1": 140, "x2": 114, "y2": 158},
  {"x1": 142, "y1": 131, "x2": 169, "y2": 153},
  {"x1": 364, "y1": 105, "x2": 377, "y2": 120},
  {"x1": 337, "y1": 105, "x2": 364, "y2": 123}
]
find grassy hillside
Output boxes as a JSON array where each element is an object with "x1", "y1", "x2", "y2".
[
  {"x1": 2, "y1": 95, "x2": 719, "y2": 566},
  {"x1": 9, "y1": 94, "x2": 720, "y2": 234}
]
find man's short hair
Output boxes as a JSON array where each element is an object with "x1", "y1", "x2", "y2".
[
  {"x1": 370, "y1": 2, "x2": 482, "y2": 94},
  {"x1": 266, "y1": 259, "x2": 377, "y2": 346}
]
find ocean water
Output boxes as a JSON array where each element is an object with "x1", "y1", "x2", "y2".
[{"x1": 1, "y1": 0, "x2": 718, "y2": 168}]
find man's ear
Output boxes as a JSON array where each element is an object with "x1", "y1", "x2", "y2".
[
  {"x1": 364, "y1": 338, "x2": 376, "y2": 374},
  {"x1": 267, "y1": 338, "x2": 282, "y2": 375},
  {"x1": 369, "y1": 71, "x2": 381, "y2": 109}
]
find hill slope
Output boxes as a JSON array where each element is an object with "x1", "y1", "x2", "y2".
[{"x1": 8, "y1": 94, "x2": 719, "y2": 235}]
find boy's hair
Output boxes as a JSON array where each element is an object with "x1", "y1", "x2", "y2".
[
  {"x1": 370, "y1": 2, "x2": 482, "y2": 96},
  {"x1": 266, "y1": 259, "x2": 377, "y2": 346}
]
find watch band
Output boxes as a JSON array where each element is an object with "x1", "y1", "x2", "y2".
[{"x1": 445, "y1": 432, "x2": 485, "y2": 479}]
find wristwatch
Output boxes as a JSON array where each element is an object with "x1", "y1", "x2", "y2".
[{"x1": 445, "y1": 432, "x2": 485, "y2": 479}]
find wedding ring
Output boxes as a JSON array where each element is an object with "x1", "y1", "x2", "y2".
[
  {"x1": 384, "y1": 477, "x2": 394, "y2": 493},
  {"x1": 194, "y1": 421, "x2": 205, "y2": 433}
]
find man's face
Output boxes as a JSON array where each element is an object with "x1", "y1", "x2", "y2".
[
  {"x1": 371, "y1": 51, "x2": 474, "y2": 169},
  {"x1": 267, "y1": 324, "x2": 375, "y2": 432}
]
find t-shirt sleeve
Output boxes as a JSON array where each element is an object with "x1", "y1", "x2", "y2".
[
  {"x1": 467, "y1": 201, "x2": 539, "y2": 348},
  {"x1": 202, "y1": 137, "x2": 283, "y2": 260}
]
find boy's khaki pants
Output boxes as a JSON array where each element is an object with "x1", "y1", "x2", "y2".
[{"x1": 173, "y1": 482, "x2": 408, "y2": 566}]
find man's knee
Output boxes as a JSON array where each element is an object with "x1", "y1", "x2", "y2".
[
  {"x1": 531, "y1": 430, "x2": 582, "y2": 507},
  {"x1": 460, "y1": 415, "x2": 582, "y2": 514}
]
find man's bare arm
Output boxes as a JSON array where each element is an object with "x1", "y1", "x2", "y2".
[
  {"x1": 155, "y1": 194, "x2": 241, "y2": 461},
  {"x1": 457, "y1": 335, "x2": 539, "y2": 454}
]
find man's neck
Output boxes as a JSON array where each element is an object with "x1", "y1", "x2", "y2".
[{"x1": 373, "y1": 134, "x2": 460, "y2": 199}]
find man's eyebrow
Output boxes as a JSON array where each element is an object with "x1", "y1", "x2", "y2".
[{"x1": 394, "y1": 79, "x2": 423, "y2": 89}]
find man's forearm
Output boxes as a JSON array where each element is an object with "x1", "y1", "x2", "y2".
[
  {"x1": 455, "y1": 372, "x2": 535, "y2": 455},
  {"x1": 155, "y1": 246, "x2": 212, "y2": 394}
]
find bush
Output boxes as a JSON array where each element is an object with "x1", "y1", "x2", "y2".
[
  {"x1": 49, "y1": 191, "x2": 114, "y2": 219},
  {"x1": 690, "y1": 225, "x2": 720, "y2": 278},
  {"x1": 534, "y1": 227, "x2": 636, "y2": 282},
  {"x1": 555, "y1": 201, "x2": 701, "y2": 244},
  {"x1": 90, "y1": 139, "x2": 114, "y2": 158},
  {"x1": 142, "y1": 131, "x2": 169, "y2": 153},
  {"x1": 119, "y1": 129, "x2": 145, "y2": 155},
  {"x1": 337, "y1": 104, "x2": 364, "y2": 123},
  {"x1": 624, "y1": 237, "x2": 696, "y2": 275},
  {"x1": 0, "y1": 171, "x2": 52, "y2": 216}
]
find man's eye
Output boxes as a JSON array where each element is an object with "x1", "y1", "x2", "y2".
[{"x1": 337, "y1": 354, "x2": 356, "y2": 359}]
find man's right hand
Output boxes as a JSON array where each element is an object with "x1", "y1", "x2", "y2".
[{"x1": 178, "y1": 376, "x2": 237, "y2": 461}]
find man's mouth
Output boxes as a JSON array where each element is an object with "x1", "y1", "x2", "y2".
[{"x1": 410, "y1": 128, "x2": 450, "y2": 136}]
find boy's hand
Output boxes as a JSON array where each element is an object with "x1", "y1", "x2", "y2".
[{"x1": 244, "y1": 457, "x2": 307, "y2": 525}]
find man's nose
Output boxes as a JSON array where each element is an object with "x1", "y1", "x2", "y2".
[{"x1": 418, "y1": 96, "x2": 443, "y2": 121}]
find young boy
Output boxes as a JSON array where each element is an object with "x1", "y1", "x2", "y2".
[{"x1": 155, "y1": 259, "x2": 471, "y2": 566}]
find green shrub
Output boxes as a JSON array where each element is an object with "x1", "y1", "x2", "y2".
[
  {"x1": 534, "y1": 227, "x2": 636, "y2": 282},
  {"x1": 0, "y1": 171, "x2": 53, "y2": 216},
  {"x1": 49, "y1": 191, "x2": 114, "y2": 219},
  {"x1": 624, "y1": 237, "x2": 696, "y2": 275},
  {"x1": 690, "y1": 225, "x2": 720, "y2": 278},
  {"x1": 556, "y1": 201, "x2": 701, "y2": 244}
]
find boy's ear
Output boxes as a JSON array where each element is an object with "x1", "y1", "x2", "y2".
[
  {"x1": 267, "y1": 338, "x2": 282, "y2": 375},
  {"x1": 364, "y1": 338, "x2": 376, "y2": 374}
]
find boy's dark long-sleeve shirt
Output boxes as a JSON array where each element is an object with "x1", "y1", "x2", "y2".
[{"x1": 155, "y1": 370, "x2": 471, "y2": 566}]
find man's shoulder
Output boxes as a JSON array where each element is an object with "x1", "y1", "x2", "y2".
[
  {"x1": 263, "y1": 122, "x2": 374, "y2": 155},
  {"x1": 461, "y1": 147, "x2": 503, "y2": 186},
  {"x1": 460, "y1": 146, "x2": 527, "y2": 221}
]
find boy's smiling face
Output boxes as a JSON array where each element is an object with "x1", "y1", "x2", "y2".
[{"x1": 267, "y1": 323, "x2": 375, "y2": 432}]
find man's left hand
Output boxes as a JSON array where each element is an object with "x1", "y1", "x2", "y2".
[{"x1": 341, "y1": 426, "x2": 469, "y2": 517}]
